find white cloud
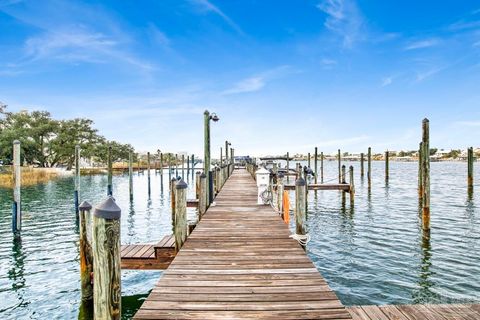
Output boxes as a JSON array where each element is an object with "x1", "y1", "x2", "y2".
[
  {"x1": 320, "y1": 58, "x2": 337, "y2": 69},
  {"x1": 381, "y1": 77, "x2": 393, "y2": 87},
  {"x1": 404, "y1": 38, "x2": 440, "y2": 50},
  {"x1": 190, "y1": 0, "x2": 245, "y2": 35},
  {"x1": 222, "y1": 65, "x2": 293, "y2": 95},
  {"x1": 415, "y1": 67, "x2": 442, "y2": 82},
  {"x1": 147, "y1": 23, "x2": 170, "y2": 47},
  {"x1": 316, "y1": 0, "x2": 364, "y2": 48}
]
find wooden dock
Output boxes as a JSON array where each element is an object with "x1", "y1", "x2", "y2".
[
  {"x1": 133, "y1": 169, "x2": 352, "y2": 319},
  {"x1": 347, "y1": 304, "x2": 480, "y2": 320},
  {"x1": 121, "y1": 235, "x2": 175, "y2": 270}
]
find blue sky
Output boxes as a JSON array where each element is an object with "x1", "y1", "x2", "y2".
[{"x1": 1, "y1": 0, "x2": 479, "y2": 156}]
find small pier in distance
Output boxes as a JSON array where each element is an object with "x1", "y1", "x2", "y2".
[{"x1": 133, "y1": 169, "x2": 351, "y2": 319}]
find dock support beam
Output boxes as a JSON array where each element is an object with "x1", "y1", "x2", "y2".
[
  {"x1": 349, "y1": 166, "x2": 355, "y2": 205},
  {"x1": 338, "y1": 149, "x2": 341, "y2": 183},
  {"x1": 418, "y1": 142, "x2": 423, "y2": 199},
  {"x1": 421, "y1": 118, "x2": 430, "y2": 233},
  {"x1": 174, "y1": 180, "x2": 188, "y2": 252},
  {"x1": 314, "y1": 147, "x2": 318, "y2": 184},
  {"x1": 128, "y1": 152, "x2": 133, "y2": 199},
  {"x1": 75, "y1": 145, "x2": 80, "y2": 215},
  {"x1": 93, "y1": 197, "x2": 121, "y2": 320},
  {"x1": 12, "y1": 140, "x2": 21, "y2": 234},
  {"x1": 295, "y1": 177, "x2": 306, "y2": 249},
  {"x1": 468, "y1": 147, "x2": 474, "y2": 193},
  {"x1": 360, "y1": 152, "x2": 364, "y2": 178},
  {"x1": 79, "y1": 201, "x2": 93, "y2": 302},
  {"x1": 385, "y1": 151, "x2": 389, "y2": 183},
  {"x1": 107, "y1": 145, "x2": 112, "y2": 196},
  {"x1": 147, "y1": 152, "x2": 151, "y2": 194},
  {"x1": 320, "y1": 152, "x2": 324, "y2": 183},
  {"x1": 199, "y1": 173, "x2": 207, "y2": 219}
]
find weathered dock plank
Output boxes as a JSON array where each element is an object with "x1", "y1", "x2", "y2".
[
  {"x1": 133, "y1": 169, "x2": 351, "y2": 319},
  {"x1": 347, "y1": 304, "x2": 480, "y2": 320},
  {"x1": 121, "y1": 235, "x2": 175, "y2": 270}
]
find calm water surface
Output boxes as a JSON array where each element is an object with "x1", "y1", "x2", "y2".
[{"x1": 0, "y1": 161, "x2": 479, "y2": 319}]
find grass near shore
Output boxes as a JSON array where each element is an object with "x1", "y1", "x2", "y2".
[{"x1": 0, "y1": 167, "x2": 59, "y2": 188}]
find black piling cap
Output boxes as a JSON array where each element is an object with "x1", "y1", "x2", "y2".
[
  {"x1": 94, "y1": 196, "x2": 121, "y2": 219},
  {"x1": 78, "y1": 200, "x2": 92, "y2": 211},
  {"x1": 176, "y1": 179, "x2": 188, "y2": 189},
  {"x1": 295, "y1": 177, "x2": 306, "y2": 186}
]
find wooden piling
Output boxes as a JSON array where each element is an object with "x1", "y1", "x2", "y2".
[
  {"x1": 295, "y1": 177, "x2": 306, "y2": 248},
  {"x1": 307, "y1": 152, "x2": 311, "y2": 168},
  {"x1": 79, "y1": 201, "x2": 93, "y2": 302},
  {"x1": 92, "y1": 197, "x2": 121, "y2": 320},
  {"x1": 174, "y1": 180, "x2": 188, "y2": 252},
  {"x1": 187, "y1": 155, "x2": 190, "y2": 175},
  {"x1": 147, "y1": 151, "x2": 151, "y2": 180},
  {"x1": 199, "y1": 173, "x2": 207, "y2": 219},
  {"x1": 128, "y1": 151, "x2": 133, "y2": 199},
  {"x1": 75, "y1": 145, "x2": 80, "y2": 215},
  {"x1": 360, "y1": 152, "x2": 364, "y2": 178},
  {"x1": 191, "y1": 154, "x2": 195, "y2": 177},
  {"x1": 367, "y1": 147, "x2": 372, "y2": 189},
  {"x1": 277, "y1": 172, "x2": 284, "y2": 215},
  {"x1": 349, "y1": 166, "x2": 355, "y2": 205},
  {"x1": 421, "y1": 119, "x2": 430, "y2": 232},
  {"x1": 341, "y1": 165, "x2": 346, "y2": 202},
  {"x1": 314, "y1": 147, "x2": 318, "y2": 184},
  {"x1": 170, "y1": 178, "x2": 177, "y2": 233},
  {"x1": 320, "y1": 151, "x2": 324, "y2": 183},
  {"x1": 160, "y1": 152, "x2": 164, "y2": 188},
  {"x1": 181, "y1": 155, "x2": 185, "y2": 180},
  {"x1": 385, "y1": 150, "x2": 389, "y2": 183},
  {"x1": 418, "y1": 142, "x2": 423, "y2": 199},
  {"x1": 468, "y1": 147, "x2": 474, "y2": 192},
  {"x1": 338, "y1": 149, "x2": 341, "y2": 183},
  {"x1": 195, "y1": 171, "x2": 201, "y2": 199},
  {"x1": 286, "y1": 152, "x2": 290, "y2": 183},
  {"x1": 12, "y1": 140, "x2": 21, "y2": 233},
  {"x1": 107, "y1": 145, "x2": 113, "y2": 196},
  {"x1": 175, "y1": 154, "x2": 178, "y2": 177}
]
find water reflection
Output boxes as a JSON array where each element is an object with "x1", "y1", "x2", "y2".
[
  {"x1": 412, "y1": 231, "x2": 436, "y2": 303},
  {"x1": 8, "y1": 237, "x2": 26, "y2": 308}
]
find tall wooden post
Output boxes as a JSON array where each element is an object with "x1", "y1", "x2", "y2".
[
  {"x1": 349, "y1": 166, "x2": 355, "y2": 205},
  {"x1": 75, "y1": 145, "x2": 81, "y2": 215},
  {"x1": 338, "y1": 149, "x2": 341, "y2": 183},
  {"x1": 195, "y1": 171, "x2": 201, "y2": 199},
  {"x1": 295, "y1": 177, "x2": 306, "y2": 249},
  {"x1": 385, "y1": 151, "x2": 389, "y2": 183},
  {"x1": 360, "y1": 152, "x2": 364, "y2": 178},
  {"x1": 93, "y1": 197, "x2": 121, "y2": 320},
  {"x1": 421, "y1": 119, "x2": 430, "y2": 233},
  {"x1": 191, "y1": 154, "x2": 195, "y2": 177},
  {"x1": 160, "y1": 152, "x2": 164, "y2": 188},
  {"x1": 277, "y1": 173, "x2": 284, "y2": 214},
  {"x1": 468, "y1": 147, "x2": 474, "y2": 192},
  {"x1": 12, "y1": 140, "x2": 21, "y2": 233},
  {"x1": 107, "y1": 145, "x2": 113, "y2": 196},
  {"x1": 199, "y1": 173, "x2": 207, "y2": 219},
  {"x1": 181, "y1": 155, "x2": 185, "y2": 180},
  {"x1": 204, "y1": 111, "x2": 211, "y2": 206},
  {"x1": 187, "y1": 155, "x2": 190, "y2": 176},
  {"x1": 320, "y1": 152, "x2": 324, "y2": 183},
  {"x1": 307, "y1": 152, "x2": 311, "y2": 168},
  {"x1": 341, "y1": 165, "x2": 346, "y2": 202},
  {"x1": 79, "y1": 201, "x2": 93, "y2": 302},
  {"x1": 128, "y1": 152, "x2": 133, "y2": 199},
  {"x1": 175, "y1": 154, "x2": 179, "y2": 177},
  {"x1": 225, "y1": 140, "x2": 229, "y2": 168},
  {"x1": 314, "y1": 147, "x2": 318, "y2": 184},
  {"x1": 170, "y1": 178, "x2": 177, "y2": 234},
  {"x1": 367, "y1": 147, "x2": 372, "y2": 189},
  {"x1": 147, "y1": 151, "x2": 151, "y2": 185},
  {"x1": 286, "y1": 152, "x2": 290, "y2": 183},
  {"x1": 418, "y1": 142, "x2": 423, "y2": 199},
  {"x1": 174, "y1": 179, "x2": 187, "y2": 252}
]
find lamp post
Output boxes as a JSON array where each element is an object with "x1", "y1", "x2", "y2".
[{"x1": 204, "y1": 110, "x2": 219, "y2": 206}]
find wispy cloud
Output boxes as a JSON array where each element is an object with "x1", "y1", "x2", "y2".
[
  {"x1": 381, "y1": 77, "x2": 393, "y2": 87},
  {"x1": 320, "y1": 58, "x2": 337, "y2": 69},
  {"x1": 316, "y1": 0, "x2": 365, "y2": 48},
  {"x1": 147, "y1": 23, "x2": 170, "y2": 47},
  {"x1": 189, "y1": 0, "x2": 245, "y2": 35},
  {"x1": 222, "y1": 65, "x2": 293, "y2": 95},
  {"x1": 415, "y1": 67, "x2": 443, "y2": 82},
  {"x1": 404, "y1": 38, "x2": 441, "y2": 50}
]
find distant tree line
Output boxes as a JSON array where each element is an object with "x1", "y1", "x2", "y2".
[{"x1": 0, "y1": 103, "x2": 134, "y2": 169}]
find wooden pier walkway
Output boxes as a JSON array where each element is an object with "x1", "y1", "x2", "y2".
[
  {"x1": 121, "y1": 235, "x2": 175, "y2": 270},
  {"x1": 134, "y1": 169, "x2": 351, "y2": 319}
]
